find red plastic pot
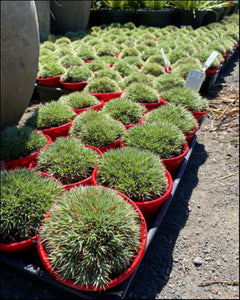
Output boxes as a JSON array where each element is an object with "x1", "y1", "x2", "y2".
[
  {"x1": 222, "y1": 51, "x2": 232, "y2": 59},
  {"x1": 205, "y1": 63, "x2": 221, "y2": 75},
  {"x1": 37, "y1": 186, "x2": 148, "y2": 291},
  {"x1": 36, "y1": 75, "x2": 62, "y2": 88},
  {"x1": 29, "y1": 145, "x2": 102, "y2": 191},
  {"x1": 164, "y1": 66, "x2": 172, "y2": 73},
  {"x1": 91, "y1": 167, "x2": 173, "y2": 221},
  {"x1": 1, "y1": 134, "x2": 52, "y2": 170},
  {"x1": 161, "y1": 142, "x2": 189, "y2": 175},
  {"x1": 185, "y1": 120, "x2": 199, "y2": 144},
  {"x1": 40, "y1": 113, "x2": 77, "y2": 141},
  {"x1": 73, "y1": 100, "x2": 104, "y2": 115},
  {"x1": 140, "y1": 101, "x2": 162, "y2": 112},
  {"x1": 188, "y1": 109, "x2": 208, "y2": 123},
  {"x1": 125, "y1": 115, "x2": 145, "y2": 130},
  {"x1": 59, "y1": 80, "x2": 87, "y2": 91},
  {"x1": 89, "y1": 91, "x2": 123, "y2": 102}
]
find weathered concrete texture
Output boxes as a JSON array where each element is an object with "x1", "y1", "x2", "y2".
[
  {"x1": 1, "y1": 1, "x2": 39, "y2": 129},
  {"x1": 50, "y1": 0, "x2": 91, "y2": 35},
  {"x1": 35, "y1": 0, "x2": 50, "y2": 40}
]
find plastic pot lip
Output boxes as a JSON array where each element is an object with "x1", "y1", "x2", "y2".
[
  {"x1": 184, "y1": 119, "x2": 199, "y2": 142},
  {"x1": 125, "y1": 115, "x2": 145, "y2": 129},
  {"x1": 37, "y1": 186, "x2": 148, "y2": 291},
  {"x1": 0, "y1": 235, "x2": 38, "y2": 253},
  {"x1": 1, "y1": 134, "x2": 52, "y2": 170},
  {"x1": 73, "y1": 100, "x2": 104, "y2": 114},
  {"x1": 162, "y1": 141, "x2": 189, "y2": 163},
  {"x1": 41, "y1": 112, "x2": 77, "y2": 133},
  {"x1": 36, "y1": 74, "x2": 62, "y2": 81}
]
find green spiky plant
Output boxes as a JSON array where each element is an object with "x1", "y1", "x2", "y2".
[
  {"x1": 119, "y1": 73, "x2": 155, "y2": 89},
  {"x1": 171, "y1": 56, "x2": 202, "y2": 69},
  {"x1": 37, "y1": 62, "x2": 65, "y2": 78},
  {"x1": 38, "y1": 54, "x2": 59, "y2": 69},
  {"x1": 95, "y1": 147, "x2": 168, "y2": 202},
  {"x1": 59, "y1": 54, "x2": 84, "y2": 68},
  {"x1": 32, "y1": 137, "x2": 100, "y2": 185},
  {"x1": 54, "y1": 46, "x2": 74, "y2": 58},
  {"x1": 140, "y1": 47, "x2": 159, "y2": 61},
  {"x1": 122, "y1": 56, "x2": 144, "y2": 68},
  {"x1": 172, "y1": 62, "x2": 203, "y2": 80},
  {"x1": 25, "y1": 101, "x2": 76, "y2": 130},
  {"x1": 60, "y1": 66, "x2": 93, "y2": 83},
  {"x1": 112, "y1": 61, "x2": 138, "y2": 77},
  {"x1": 86, "y1": 59, "x2": 108, "y2": 72},
  {"x1": 122, "y1": 121, "x2": 186, "y2": 159},
  {"x1": 96, "y1": 44, "x2": 119, "y2": 57},
  {"x1": 39, "y1": 185, "x2": 142, "y2": 289},
  {"x1": 84, "y1": 77, "x2": 122, "y2": 93},
  {"x1": 144, "y1": 104, "x2": 197, "y2": 134},
  {"x1": 153, "y1": 74, "x2": 185, "y2": 93},
  {"x1": 39, "y1": 48, "x2": 53, "y2": 57},
  {"x1": 55, "y1": 36, "x2": 71, "y2": 45},
  {"x1": 1, "y1": 168, "x2": 63, "y2": 243},
  {"x1": 140, "y1": 62, "x2": 165, "y2": 77},
  {"x1": 76, "y1": 47, "x2": 97, "y2": 61},
  {"x1": 161, "y1": 87, "x2": 209, "y2": 112},
  {"x1": 121, "y1": 82, "x2": 160, "y2": 104},
  {"x1": 192, "y1": 50, "x2": 222, "y2": 69},
  {"x1": 101, "y1": 97, "x2": 146, "y2": 126},
  {"x1": 146, "y1": 54, "x2": 170, "y2": 67},
  {"x1": 58, "y1": 92, "x2": 101, "y2": 110},
  {"x1": 119, "y1": 47, "x2": 140, "y2": 59},
  {"x1": 69, "y1": 110, "x2": 125, "y2": 148},
  {"x1": 91, "y1": 68, "x2": 122, "y2": 82},
  {"x1": 100, "y1": 55, "x2": 119, "y2": 65},
  {"x1": 167, "y1": 48, "x2": 189, "y2": 65},
  {"x1": 0, "y1": 126, "x2": 48, "y2": 162}
]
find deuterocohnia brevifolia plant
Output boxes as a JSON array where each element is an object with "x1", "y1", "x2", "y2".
[
  {"x1": 37, "y1": 62, "x2": 65, "y2": 78},
  {"x1": 60, "y1": 66, "x2": 93, "y2": 83},
  {"x1": 58, "y1": 92, "x2": 101, "y2": 111},
  {"x1": 153, "y1": 73, "x2": 185, "y2": 93},
  {"x1": 1, "y1": 168, "x2": 63, "y2": 243},
  {"x1": 39, "y1": 185, "x2": 143, "y2": 289},
  {"x1": 95, "y1": 147, "x2": 169, "y2": 202},
  {"x1": 0, "y1": 126, "x2": 48, "y2": 162},
  {"x1": 32, "y1": 137, "x2": 100, "y2": 185},
  {"x1": 84, "y1": 77, "x2": 122, "y2": 94}
]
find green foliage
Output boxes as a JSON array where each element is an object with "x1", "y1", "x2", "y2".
[
  {"x1": 84, "y1": 77, "x2": 122, "y2": 93},
  {"x1": 58, "y1": 92, "x2": 100, "y2": 110},
  {"x1": 141, "y1": 62, "x2": 165, "y2": 77},
  {"x1": 121, "y1": 82, "x2": 159, "y2": 103},
  {"x1": 55, "y1": 36, "x2": 71, "y2": 45},
  {"x1": 153, "y1": 74, "x2": 185, "y2": 93},
  {"x1": 40, "y1": 185, "x2": 142, "y2": 289},
  {"x1": 193, "y1": 50, "x2": 222, "y2": 69},
  {"x1": 140, "y1": 47, "x2": 159, "y2": 61},
  {"x1": 91, "y1": 68, "x2": 122, "y2": 82},
  {"x1": 0, "y1": 126, "x2": 48, "y2": 161},
  {"x1": 119, "y1": 47, "x2": 140, "y2": 59},
  {"x1": 39, "y1": 48, "x2": 53, "y2": 57},
  {"x1": 172, "y1": 62, "x2": 203, "y2": 80},
  {"x1": 38, "y1": 62, "x2": 65, "y2": 78},
  {"x1": 86, "y1": 59, "x2": 108, "y2": 72},
  {"x1": 161, "y1": 87, "x2": 209, "y2": 112},
  {"x1": 102, "y1": 97, "x2": 145, "y2": 125},
  {"x1": 112, "y1": 60, "x2": 138, "y2": 77},
  {"x1": 25, "y1": 101, "x2": 75, "y2": 130},
  {"x1": 144, "y1": 104, "x2": 197, "y2": 134},
  {"x1": 69, "y1": 110, "x2": 125, "y2": 148},
  {"x1": 120, "y1": 73, "x2": 155, "y2": 89},
  {"x1": 60, "y1": 66, "x2": 93, "y2": 83},
  {"x1": 99, "y1": 55, "x2": 119, "y2": 64},
  {"x1": 122, "y1": 121, "x2": 186, "y2": 159},
  {"x1": 167, "y1": 48, "x2": 189, "y2": 64},
  {"x1": 143, "y1": 0, "x2": 168, "y2": 10},
  {"x1": 122, "y1": 56, "x2": 144, "y2": 68},
  {"x1": 34, "y1": 137, "x2": 99, "y2": 184},
  {"x1": 59, "y1": 54, "x2": 84, "y2": 68},
  {"x1": 76, "y1": 48, "x2": 97, "y2": 61},
  {"x1": 169, "y1": 0, "x2": 228, "y2": 10},
  {"x1": 1, "y1": 169, "x2": 62, "y2": 242},
  {"x1": 54, "y1": 46, "x2": 74, "y2": 58},
  {"x1": 96, "y1": 44, "x2": 119, "y2": 56},
  {"x1": 146, "y1": 54, "x2": 170, "y2": 66},
  {"x1": 96, "y1": 147, "x2": 168, "y2": 202}
]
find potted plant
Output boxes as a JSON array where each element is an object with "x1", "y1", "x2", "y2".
[
  {"x1": 0, "y1": 168, "x2": 63, "y2": 253},
  {"x1": 24, "y1": 101, "x2": 76, "y2": 140},
  {"x1": 119, "y1": 47, "x2": 140, "y2": 59},
  {"x1": 84, "y1": 77, "x2": 123, "y2": 102},
  {"x1": 59, "y1": 65, "x2": 93, "y2": 91},
  {"x1": 76, "y1": 47, "x2": 97, "y2": 62},
  {"x1": 171, "y1": 61, "x2": 203, "y2": 80},
  {"x1": 122, "y1": 56, "x2": 144, "y2": 68},
  {"x1": 112, "y1": 60, "x2": 139, "y2": 77},
  {"x1": 101, "y1": 97, "x2": 146, "y2": 129},
  {"x1": 54, "y1": 36, "x2": 72, "y2": 46},
  {"x1": 120, "y1": 72, "x2": 155, "y2": 89},
  {"x1": 121, "y1": 82, "x2": 162, "y2": 111},
  {"x1": 86, "y1": 59, "x2": 109, "y2": 72},
  {"x1": 140, "y1": 62, "x2": 166, "y2": 77},
  {"x1": 59, "y1": 54, "x2": 84, "y2": 69},
  {"x1": 29, "y1": 137, "x2": 101, "y2": 191},
  {"x1": 54, "y1": 45, "x2": 75, "y2": 58},
  {"x1": 153, "y1": 73, "x2": 185, "y2": 93},
  {"x1": 144, "y1": 104, "x2": 199, "y2": 143},
  {"x1": 58, "y1": 91, "x2": 104, "y2": 115},
  {"x1": 69, "y1": 109, "x2": 125, "y2": 152},
  {"x1": 36, "y1": 62, "x2": 65, "y2": 88},
  {"x1": 0, "y1": 126, "x2": 51, "y2": 170},
  {"x1": 121, "y1": 121, "x2": 189, "y2": 175},
  {"x1": 91, "y1": 68, "x2": 123, "y2": 83},
  {"x1": 91, "y1": 147, "x2": 173, "y2": 220},
  {"x1": 192, "y1": 49, "x2": 223, "y2": 75},
  {"x1": 167, "y1": 48, "x2": 190, "y2": 65},
  {"x1": 37, "y1": 185, "x2": 147, "y2": 291},
  {"x1": 161, "y1": 87, "x2": 209, "y2": 122},
  {"x1": 96, "y1": 43, "x2": 120, "y2": 57}
]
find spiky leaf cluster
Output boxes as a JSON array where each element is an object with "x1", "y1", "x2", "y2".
[
  {"x1": 122, "y1": 56, "x2": 144, "y2": 67},
  {"x1": 38, "y1": 62, "x2": 65, "y2": 78},
  {"x1": 86, "y1": 59, "x2": 108, "y2": 72},
  {"x1": 144, "y1": 104, "x2": 197, "y2": 134},
  {"x1": 112, "y1": 61, "x2": 138, "y2": 77},
  {"x1": 60, "y1": 66, "x2": 93, "y2": 83},
  {"x1": 58, "y1": 92, "x2": 100, "y2": 110},
  {"x1": 102, "y1": 98, "x2": 145, "y2": 125},
  {"x1": 0, "y1": 126, "x2": 48, "y2": 161},
  {"x1": 25, "y1": 101, "x2": 75, "y2": 130},
  {"x1": 120, "y1": 73, "x2": 155, "y2": 89},
  {"x1": 161, "y1": 87, "x2": 209, "y2": 112},
  {"x1": 192, "y1": 50, "x2": 222, "y2": 69},
  {"x1": 69, "y1": 110, "x2": 125, "y2": 148},
  {"x1": 55, "y1": 37, "x2": 71, "y2": 45},
  {"x1": 59, "y1": 54, "x2": 84, "y2": 68},
  {"x1": 168, "y1": 49, "x2": 189, "y2": 64},
  {"x1": 1, "y1": 169, "x2": 63, "y2": 243},
  {"x1": 96, "y1": 44, "x2": 119, "y2": 57},
  {"x1": 96, "y1": 148, "x2": 168, "y2": 202},
  {"x1": 119, "y1": 47, "x2": 140, "y2": 59},
  {"x1": 172, "y1": 62, "x2": 204, "y2": 80},
  {"x1": 34, "y1": 137, "x2": 99, "y2": 184},
  {"x1": 76, "y1": 48, "x2": 97, "y2": 61},
  {"x1": 122, "y1": 122, "x2": 186, "y2": 159},
  {"x1": 40, "y1": 186, "x2": 142, "y2": 289},
  {"x1": 121, "y1": 83, "x2": 159, "y2": 104},
  {"x1": 54, "y1": 46, "x2": 74, "y2": 58},
  {"x1": 141, "y1": 63, "x2": 165, "y2": 77},
  {"x1": 153, "y1": 74, "x2": 185, "y2": 93},
  {"x1": 91, "y1": 68, "x2": 122, "y2": 82},
  {"x1": 84, "y1": 77, "x2": 121, "y2": 93}
]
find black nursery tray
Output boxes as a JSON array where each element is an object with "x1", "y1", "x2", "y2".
[{"x1": 0, "y1": 118, "x2": 204, "y2": 299}]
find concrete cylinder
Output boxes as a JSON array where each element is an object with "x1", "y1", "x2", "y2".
[{"x1": 1, "y1": 1, "x2": 39, "y2": 129}]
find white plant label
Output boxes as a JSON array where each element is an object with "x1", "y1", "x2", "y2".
[
  {"x1": 184, "y1": 69, "x2": 206, "y2": 92},
  {"x1": 130, "y1": 37, "x2": 134, "y2": 48},
  {"x1": 161, "y1": 48, "x2": 169, "y2": 73},
  {"x1": 203, "y1": 51, "x2": 219, "y2": 71}
]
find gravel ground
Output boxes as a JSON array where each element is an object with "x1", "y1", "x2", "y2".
[{"x1": 0, "y1": 48, "x2": 239, "y2": 300}]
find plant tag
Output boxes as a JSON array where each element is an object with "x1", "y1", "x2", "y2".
[
  {"x1": 184, "y1": 69, "x2": 206, "y2": 92},
  {"x1": 161, "y1": 48, "x2": 169, "y2": 73},
  {"x1": 180, "y1": 25, "x2": 186, "y2": 28},
  {"x1": 203, "y1": 51, "x2": 219, "y2": 71},
  {"x1": 130, "y1": 37, "x2": 134, "y2": 48}
]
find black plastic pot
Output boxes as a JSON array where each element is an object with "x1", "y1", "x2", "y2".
[
  {"x1": 202, "y1": 7, "x2": 225, "y2": 26},
  {"x1": 172, "y1": 8, "x2": 207, "y2": 29},
  {"x1": 136, "y1": 8, "x2": 174, "y2": 28},
  {"x1": 97, "y1": 9, "x2": 137, "y2": 26}
]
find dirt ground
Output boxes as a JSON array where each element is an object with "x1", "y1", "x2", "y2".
[{"x1": 0, "y1": 48, "x2": 239, "y2": 300}]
